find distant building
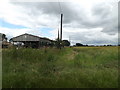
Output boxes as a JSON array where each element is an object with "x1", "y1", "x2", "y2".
[{"x1": 10, "y1": 33, "x2": 53, "y2": 48}]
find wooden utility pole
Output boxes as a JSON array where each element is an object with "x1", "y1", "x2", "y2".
[
  {"x1": 57, "y1": 14, "x2": 63, "y2": 49},
  {"x1": 57, "y1": 29, "x2": 60, "y2": 49},
  {"x1": 60, "y1": 14, "x2": 63, "y2": 41},
  {"x1": 60, "y1": 14, "x2": 63, "y2": 49},
  {"x1": 69, "y1": 36, "x2": 71, "y2": 46},
  {"x1": 58, "y1": 28, "x2": 59, "y2": 41}
]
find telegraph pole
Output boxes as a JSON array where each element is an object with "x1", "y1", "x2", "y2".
[
  {"x1": 57, "y1": 28, "x2": 60, "y2": 49},
  {"x1": 57, "y1": 14, "x2": 63, "y2": 49},
  {"x1": 60, "y1": 14, "x2": 63, "y2": 49},
  {"x1": 60, "y1": 14, "x2": 63, "y2": 41},
  {"x1": 69, "y1": 36, "x2": 71, "y2": 46},
  {"x1": 58, "y1": 28, "x2": 59, "y2": 41}
]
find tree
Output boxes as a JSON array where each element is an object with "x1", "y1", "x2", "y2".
[
  {"x1": 62, "y1": 40, "x2": 70, "y2": 46},
  {"x1": 55, "y1": 38, "x2": 60, "y2": 48},
  {"x1": 76, "y1": 43, "x2": 84, "y2": 46},
  {"x1": 2, "y1": 34, "x2": 7, "y2": 41}
]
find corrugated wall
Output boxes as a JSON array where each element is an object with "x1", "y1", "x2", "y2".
[
  {"x1": 12, "y1": 34, "x2": 40, "y2": 41},
  {"x1": 12, "y1": 34, "x2": 52, "y2": 43}
]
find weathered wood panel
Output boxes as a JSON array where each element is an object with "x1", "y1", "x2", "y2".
[
  {"x1": 12, "y1": 34, "x2": 40, "y2": 41},
  {"x1": 11, "y1": 34, "x2": 52, "y2": 43},
  {"x1": 0, "y1": 33, "x2": 2, "y2": 41},
  {"x1": 39, "y1": 38, "x2": 51, "y2": 43}
]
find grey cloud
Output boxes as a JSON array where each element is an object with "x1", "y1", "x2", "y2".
[
  {"x1": 92, "y1": 3, "x2": 111, "y2": 19},
  {"x1": 9, "y1": 1, "x2": 118, "y2": 45},
  {"x1": 101, "y1": 22, "x2": 118, "y2": 35},
  {"x1": 11, "y1": 2, "x2": 117, "y2": 29},
  {"x1": 63, "y1": 28, "x2": 118, "y2": 45},
  {"x1": 11, "y1": 2, "x2": 84, "y2": 24}
]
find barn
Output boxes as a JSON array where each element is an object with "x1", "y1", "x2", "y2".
[{"x1": 10, "y1": 33, "x2": 53, "y2": 48}]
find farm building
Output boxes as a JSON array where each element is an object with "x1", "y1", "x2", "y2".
[{"x1": 10, "y1": 33, "x2": 53, "y2": 48}]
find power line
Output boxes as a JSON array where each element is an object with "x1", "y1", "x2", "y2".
[
  {"x1": 58, "y1": 0, "x2": 62, "y2": 14},
  {"x1": 48, "y1": 2, "x2": 61, "y2": 39},
  {"x1": 49, "y1": 1, "x2": 63, "y2": 40}
]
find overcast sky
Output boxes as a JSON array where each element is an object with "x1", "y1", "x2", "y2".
[{"x1": 0, "y1": 0, "x2": 119, "y2": 45}]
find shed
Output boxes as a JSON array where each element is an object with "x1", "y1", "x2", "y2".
[{"x1": 10, "y1": 33, "x2": 53, "y2": 48}]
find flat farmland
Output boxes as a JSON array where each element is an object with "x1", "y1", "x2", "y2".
[{"x1": 2, "y1": 46, "x2": 118, "y2": 88}]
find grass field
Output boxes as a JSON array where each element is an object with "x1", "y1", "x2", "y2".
[{"x1": 2, "y1": 46, "x2": 118, "y2": 88}]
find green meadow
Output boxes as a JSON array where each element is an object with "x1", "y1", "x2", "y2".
[{"x1": 2, "y1": 46, "x2": 118, "y2": 88}]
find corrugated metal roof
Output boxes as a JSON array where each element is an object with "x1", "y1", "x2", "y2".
[{"x1": 10, "y1": 33, "x2": 53, "y2": 42}]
